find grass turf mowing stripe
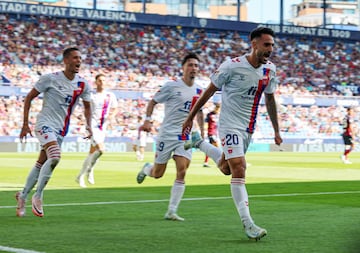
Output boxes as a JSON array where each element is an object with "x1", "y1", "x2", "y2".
[
  {"x1": 0, "y1": 245, "x2": 46, "y2": 253},
  {"x1": 2, "y1": 190, "x2": 359, "y2": 209}
]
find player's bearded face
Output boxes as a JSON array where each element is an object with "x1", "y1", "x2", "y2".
[
  {"x1": 255, "y1": 35, "x2": 274, "y2": 64},
  {"x1": 257, "y1": 49, "x2": 271, "y2": 64}
]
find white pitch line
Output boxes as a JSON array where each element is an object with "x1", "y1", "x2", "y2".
[
  {"x1": 0, "y1": 245, "x2": 45, "y2": 253},
  {"x1": 1, "y1": 190, "x2": 359, "y2": 209}
]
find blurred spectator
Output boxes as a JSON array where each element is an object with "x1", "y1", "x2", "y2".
[
  {"x1": 0, "y1": 14, "x2": 359, "y2": 142},
  {"x1": 0, "y1": 15, "x2": 358, "y2": 97}
]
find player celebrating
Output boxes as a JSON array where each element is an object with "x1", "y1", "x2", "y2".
[
  {"x1": 16, "y1": 47, "x2": 92, "y2": 217},
  {"x1": 76, "y1": 73, "x2": 118, "y2": 187},
  {"x1": 136, "y1": 53, "x2": 204, "y2": 221},
  {"x1": 182, "y1": 27, "x2": 282, "y2": 240}
]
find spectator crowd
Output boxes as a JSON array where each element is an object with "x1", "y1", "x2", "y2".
[{"x1": 0, "y1": 14, "x2": 359, "y2": 142}]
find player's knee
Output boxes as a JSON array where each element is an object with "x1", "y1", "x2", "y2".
[
  {"x1": 48, "y1": 156, "x2": 60, "y2": 167},
  {"x1": 217, "y1": 157, "x2": 231, "y2": 175},
  {"x1": 220, "y1": 165, "x2": 231, "y2": 175}
]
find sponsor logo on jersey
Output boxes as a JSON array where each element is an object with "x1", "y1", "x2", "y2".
[{"x1": 247, "y1": 86, "x2": 257, "y2": 96}]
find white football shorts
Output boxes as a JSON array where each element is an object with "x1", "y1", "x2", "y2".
[
  {"x1": 219, "y1": 129, "x2": 252, "y2": 160},
  {"x1": 91, "y1": 127, "x2": 106, "y2": 146},
  {"x1": 154, "y1": 139, "x2": 192, "y2": 164},
  {"x1": 35, "y1": 125, "x2": 64, "y2": 147}
]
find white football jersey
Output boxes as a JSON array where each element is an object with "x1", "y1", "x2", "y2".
[
  {"x1": 34, "y1": 71, "x2": 91, "y2": 136},
  {"x1": 153, "y1": 78, "x2": 203, "y2": 140},
  {"x1": 90, "y1": 91, "x2": 118, "y2": 131},
  {"x1": 210, "y1": 55, "x2": 277, "y2": 133}
]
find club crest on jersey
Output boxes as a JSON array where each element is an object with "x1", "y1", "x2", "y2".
[
  {"x1": 262, "y1": 68, "x2": 271, "y2": 86},
  {"x1": 238, "y1": 74, "x2": 246, "y2": 81},
  {"x1": 75, "y1": 82, "x2": 85, "y2": 95}
]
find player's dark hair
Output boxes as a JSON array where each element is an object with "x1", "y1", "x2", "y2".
[
  {"x1": 63, "y1": 47, "x2": 79, "y2": 58},
  {"x1": 250, "y1": 27, "x2": 276, "y2": 41},
  {"x1": 95, "y1": 73, "x2": 105, "y2": 80},
  {"x1": 182, "y1": 52, "x2": 200, "y2": 66}
]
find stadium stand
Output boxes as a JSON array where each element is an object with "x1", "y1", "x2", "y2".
[{"x1": 0, "y1": 13, "x2": 359, "y2": 143}]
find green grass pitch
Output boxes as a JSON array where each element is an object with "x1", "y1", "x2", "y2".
[{"x1": 0, "y1": 151, "x2": 359, "y2": 253}]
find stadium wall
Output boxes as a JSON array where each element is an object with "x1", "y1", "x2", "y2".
[
  {"x1": 0, "y1": 140, "x2": 359, "y2": 153},
  {"x1": 1, "y1": 86, "x2": 360, "y2": 104}
]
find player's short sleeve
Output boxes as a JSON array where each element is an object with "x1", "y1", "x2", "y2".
[
  {"x1": 264, "y1": 76, "x2": 277, "y2": 94},
  {"x1": 210, "y1": 61, "x2": 231, "y2": 89},
  {"x1": 109, "y1": 92, "x2": 118, "y2": 108},
  {"x1": 80, "y1": 80, "x2": 92, "y2": 102},
  {"x1": 34, "y1": 74, "x2": 51, "y2": 93},
  {"x1": 264, "y1": 64, "x2": 277, "y2": 94},
  {"x1": 153, "y1": 82, "x2": 172, "y2": 103}
]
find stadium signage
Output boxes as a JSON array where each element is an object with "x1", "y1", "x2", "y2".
[
  {"x1": 0, "y1": 2, "x2": 136, "y2": 22},
  {"x1": 262, "y1": 24, "x2": 352, "y2": 39},
  {"x1": 0, "y1": 2, "x2": 359, "y2": 41}
]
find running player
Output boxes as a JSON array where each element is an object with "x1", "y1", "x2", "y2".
[
  {"x1": 182, "y1": 27, "x2": 282, "y2": 240},
  {"x1": 136, "y1": 53, "x2": 204, "y2": 221},
  {"x1": 76, "y1": 73, "x2": 118, "y2": 187},
  {"x1": 16, "y1": 47, "x2": 92, "y2": 217}
]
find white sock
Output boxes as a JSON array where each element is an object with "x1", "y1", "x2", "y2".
[
  {"x1": 168, "y1": 180, "x2": 185, "y2": 213},
  {"x1": 21, "y1": 162, "x2": 42, "y2": 200},
  {"x1": 88, "y1": 150, "x2": 102, "y2": 174},
  {"x1": 35, "y1": 161, "x2": 52, "y2": 199},
  {"x1": 199, "y1": 142, "x2": 222, "y2": 165},
  {"x1": 35, "y1": 145, "x2": 60, "y2": 199},
  {"x1": 230, "y1": 178, "x2": 253, "y2": 226},
  {"x1": 79, "y1": 155, "x2": 91, "y2": 178},
  {"x1": 143, "y1": 164, "x2": 153, "y2": 176}
]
